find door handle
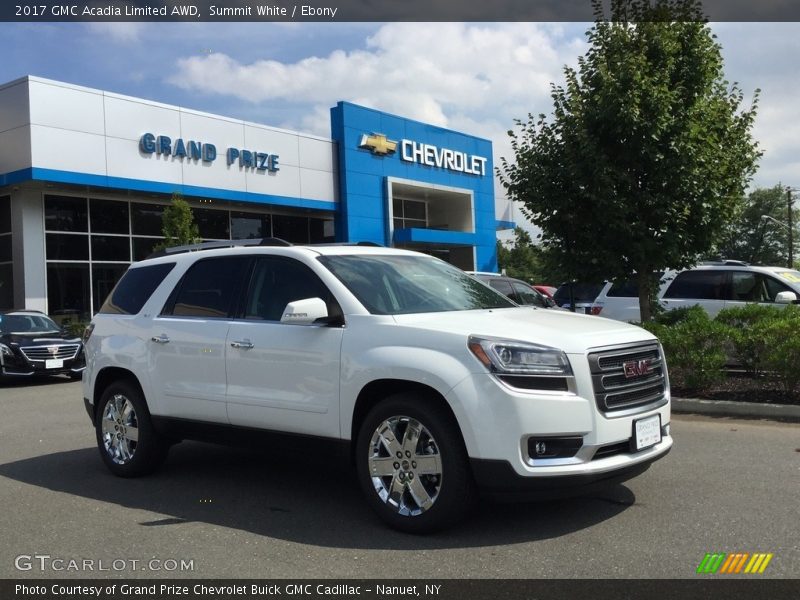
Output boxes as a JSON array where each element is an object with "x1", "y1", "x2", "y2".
[
  {"x1": 151, "y1": 334, "x2": 170, "y2": 344},
  {"x1": 231, "y1": 340, "x2": 254, "y2": 350}
]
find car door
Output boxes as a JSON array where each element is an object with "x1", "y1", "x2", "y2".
[
  {"x1": 148, "y1": 255, "x2": 252, "y2": 422},
  {"x1": 725, "y1": 270, "x2": 797, "y2": 310},
  {"x1": 225, "y1": 256, "x2": 344, "y2": 438},
  {"x1": 660, "y1": 269, "x2": 728, "y2": 317}
]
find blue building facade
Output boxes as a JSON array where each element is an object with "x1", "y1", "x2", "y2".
[{"x1": 331, "y1": 102, "x2": 498, "y2": 272}]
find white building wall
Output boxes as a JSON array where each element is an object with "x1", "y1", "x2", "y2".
[{"x1": 6, "y1": 76, "x2": 337, "y2": 205}]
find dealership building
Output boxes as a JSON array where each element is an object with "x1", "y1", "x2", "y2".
[{"x1": 0, "y1": 76, "x2": 512, "y2": 323}]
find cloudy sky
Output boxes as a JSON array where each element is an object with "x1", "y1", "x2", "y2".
[{"x1": 1, "y1": 21, "x2": 798, "y2": 226}]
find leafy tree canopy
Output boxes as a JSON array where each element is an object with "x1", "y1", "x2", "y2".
[
  {"x1": 500, "y1": 0, "x2": 761, "y2": 320},
  {"x1": 713, "y1": 185, "x2": 798, "y2": 267}
]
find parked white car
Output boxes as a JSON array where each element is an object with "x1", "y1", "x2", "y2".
[
  {"x1": 82, "y1": 241, "x2": 672, "y2": 532},
  {"x1": 591, "y1": 263, "x2": 800, "y2": 322}
]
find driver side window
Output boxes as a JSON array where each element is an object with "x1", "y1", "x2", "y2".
[{"x1": 245, "y1": 257, "x2": 340, "y2": 322}]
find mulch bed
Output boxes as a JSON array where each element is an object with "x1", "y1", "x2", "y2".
[{"x1": 672, "y1": 371, "x2": 799, "y2": 406}]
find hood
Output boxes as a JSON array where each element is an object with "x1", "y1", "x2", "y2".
[
  {"x1": 392, "y1": 307, "x2": 654, "y2": 354},
  {"x1": 2, "y1": 331, "x2": 81, "y2": 346}
]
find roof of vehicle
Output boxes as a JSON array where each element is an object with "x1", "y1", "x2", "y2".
[{"x1": 0, "y1": 309, "x2": 48, "y2": 316}]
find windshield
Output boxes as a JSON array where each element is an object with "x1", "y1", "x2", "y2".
[
  {"x1": 775, "y1": 270, "x2": 800, "y2": 291},
  {"x1": 318, "y1": 255, "x2": 515, "y2": 315},
  {"x1": 0, "y1": 314, "x2": 61, "y2": 335}
]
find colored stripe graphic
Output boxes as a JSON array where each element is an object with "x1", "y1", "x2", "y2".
[{"x1": 697, "y1": 552, "x2": 773, "y2": 574}]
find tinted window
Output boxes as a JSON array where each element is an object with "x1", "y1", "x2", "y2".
[
  {"x1": 131, "y1": 203, "x2": 165, "y2": 236},
  {"x1": 133, "y1": 237, "x2": 164, "y2": 261},
  {"x1": 554, "y1": 282, "x2": 604, "y2": 305},
  {"x1": 90, "y1": 199, "x2": 129, "y2": 234},
  {"x1": 47, "y1": 263, "x2": 90, "y2": 323},
  {"x1": 511, "y1": 281, "x2": 546, "y2": 307},
  {"x1": 46, "y1": 233, "x2": 89, "y2": 260},
  {"x1": 488, "y1": 279, "x2": 514, "y2": 298},
  {"x1": 663, "y1": 270, "x2": 727, "y2": 300},
  {"x1": 165, "y1": 257, "x2": 249, "y2": 318},
  {"x1": 0, "y1": 196, "x2": 10, "y2": 233},
  {"x1": 194, "y1": 207, "x2": 230, "y2": 239},
  {"x1": 99, "y1": 263, "x2": 176, "y2": 315},
  {"x1": 232, "y1": 212, "x2": 271, "y2": 239},
  {"x1": 764, "y1": 275, "x2": 794, "y2": 301},
  {"x1": 244, "y1": 257, "x2": 337, "y2": 321},
  {"x1": 91, "y1": 235, "x2": 131, "y2": 262},
  {"x1": 45, "y1": 196, "x2": 88, "y2": 232},
  {"x1": 273, "y1": 215, "x2": 309, "y2": 243},
  {"x1": 93, "y1": 264, "x2": 131, "y2": 314}
]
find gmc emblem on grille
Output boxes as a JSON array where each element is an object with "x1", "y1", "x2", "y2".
[{"x1": 623, "y1": 359, "x2": 652, "y2": 378}]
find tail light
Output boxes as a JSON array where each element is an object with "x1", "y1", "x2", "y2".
[{"x1": 590, "y1": 305, "x2": 603, "y2": 316}]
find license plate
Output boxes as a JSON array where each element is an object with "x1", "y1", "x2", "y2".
[
  {"x1": 634, "y1": 414, "x2": 661, "y2": 451},
  {"x1": 45, "y1": 359, "x2": 64, "y2": 369}
]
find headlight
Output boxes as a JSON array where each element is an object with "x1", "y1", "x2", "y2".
[
  {"x1": 0, "y1": 343, "x2": 13, "y2": 357},
  {"x1": 468, "y1": 336, "x2": 573, "y2": 376}
]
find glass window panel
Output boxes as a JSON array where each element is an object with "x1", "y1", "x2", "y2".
[
  {"x1": 131, "y1": 203, "x2": 165, "y2": 236},
  {"x1": 100, "y1": 263, "x2": 176, "y2": 315},
  {"x1": 0, "y1": 263, "x2": 12, "y2": 310},
  {"x1": 90, "y1": 199, "x2": 129, "y2": 234},
  {"x1": 194, "y1": 207, "x2": 230, "y2": 240},
  {"x1": 763, "y1": 275, "x2": 792, "y2": 301},
  {"x1": 92, "y1": 264, "x2": 131, "y2": 315},
  {"x1": 310, "y1": 218, "x2": 335, "y2": 243},
  {"x1": 132, "y1": 237, "x2": 164, "y2": 261},
  {"x1": 231, "y1": 212, "x2": 270, "y2": 239},
  {"x1": 91, "y1": 235, "x2": 131, "y2": 262},
  {"x1": 0, "y1": 196, "x2": 10, "y2": 233},
  {"x1": 245, "y1": 257, "x2": 336, "y2": 321},
  {"x1": 0, "y1": 234, "x2": 11, "y2": 263},
  {"x1": 45, "y1": 195, "x2": 88, "y2": 232},
  {"x1": 47, "y1": 263, "x2": 90, "y2": 324},
  {"x1": 403, "y1": 199, "x2": 427, "y2": 221},
  {"x1": 46, "y1": 233, "x2": 89, "y2": 261},
  {"x1": 166, "y1": 257, "x2": 249, "y2": 318},
  {"x1": 273, "y1": 215, "x2": 309, "y2": 244}
]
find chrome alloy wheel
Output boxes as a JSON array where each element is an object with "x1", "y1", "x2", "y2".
[
  {"x1": 100, "y1": 394, "x2": 140, "y2": 465},
  {"x1": 367, "y1": 416, "x2": 443, "y2": 516}
]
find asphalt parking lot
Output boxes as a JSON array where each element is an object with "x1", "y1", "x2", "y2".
[{"x1": 0, "y1": 378, "x2": 798, "y2": 579}]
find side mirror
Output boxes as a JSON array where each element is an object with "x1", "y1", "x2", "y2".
[
  {"x1": 775, "y1": 291, "x2": 798, "y2": 304},
  {"x1": 280, "y1": 297, "x2": 329, "y2": 326}
]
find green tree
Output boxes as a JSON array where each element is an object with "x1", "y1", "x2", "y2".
[
  {"x1": 714, "y1": 185, "x2": 798, "y2": 266},
  {"x1": 155, "y1": 192, "x2": 201, "y2": 251},
  {"x1": 496, "y1": 227, "x2": 543, "y2": 282},
  {"x1": 500, "y1": 0, "x2": 761, "y2": 321}
]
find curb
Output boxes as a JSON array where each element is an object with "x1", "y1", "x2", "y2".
[{"x1": 672, "y1": 397, "x2": 800, "y2": 422}]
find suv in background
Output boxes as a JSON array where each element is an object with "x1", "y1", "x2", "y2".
[
  {"x1": 468, "y1": 272, "x2": 559, "y2": 309},
  {"x1": 590, "y1": 273, "x2": 668, "y2": 323},
  {"x1": 659, "y1": 263, "x2": 800, "y2": 318},
  {"x1": 82, "y1": 240, "x2": 672, "y2": 533},
  {"x1": 553, "y1": 282, "x2": 605, "y2": 314}
]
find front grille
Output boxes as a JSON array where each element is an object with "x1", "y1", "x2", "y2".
[
  {"x1": 588, "y1": 342, "x2": 667, "y2": 414},
  {"x1": 20, "y1": 344, "x2": 80, "y2": 361}
]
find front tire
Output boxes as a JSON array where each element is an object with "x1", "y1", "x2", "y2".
[
  {"x1": 356, "y1": 394, "x2": 476, "y2": 533},
  {"x1": 95, "y1": 380, "x2": 167, "y2": 477}
]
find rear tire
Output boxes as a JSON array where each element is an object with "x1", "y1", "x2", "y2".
[
  {"x1": 356, "y1": 394, "x2": 476, "y2": 533},
  {"x1": 95, "y1": 380, "x2": 167, "y2": 477}
]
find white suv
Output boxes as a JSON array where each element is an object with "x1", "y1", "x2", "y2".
[{"x1": 82, "y1": 241, "x2": 672, "y2": 532}]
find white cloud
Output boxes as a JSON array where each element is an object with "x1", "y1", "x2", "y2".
[{"x1": 166, "y1": 22, "x2": 584, "y2": 134}]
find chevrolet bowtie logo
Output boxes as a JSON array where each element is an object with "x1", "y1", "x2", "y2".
[{"x1": 359, "y1": 133, "x2": 398, "y2": 156}]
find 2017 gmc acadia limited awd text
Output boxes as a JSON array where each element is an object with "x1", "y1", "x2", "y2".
[{"x1": 82, "y1": 241, "x2": 672, "y2": 532}]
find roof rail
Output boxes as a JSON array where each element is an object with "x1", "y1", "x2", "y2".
[
  {"x1": 309, "y1": 241, "x2": 385, "y2": 247},
  {"x1": 699, "y1": 259, "x2": 749, "y2": 267},
  {"x1": 145, "y1": 237, "x2": 292, "y2": 259}
]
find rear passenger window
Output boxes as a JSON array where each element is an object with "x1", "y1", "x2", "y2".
[
  {"x1": 99, "y1": 263, "x2": 176, "y2": 315},
  {"x1": 488, "y1": 279, "x2": 514, "y2": 299},
  {"x1": 511, "y1": 282, "x2": 546, "y2": 307},
  {"x1": 163, "y1": 257, "x2": 249, "y2": 318},
  {"x1": 663, "y1": 270, "x2": 727, "y2": 300}
]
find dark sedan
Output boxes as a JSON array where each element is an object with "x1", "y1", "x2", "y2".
[{"x1": 0, "y1": 310, "x2": 85, "y2": 380}]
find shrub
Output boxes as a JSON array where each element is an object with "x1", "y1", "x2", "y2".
[
  {"x1": 715, "y1": 304, "x2": 785, "y2": 375},
  {"x1": 653, "y1": 304, "x2": 707, "y2": 326},
  {"x1": 651, "y1": 308, "x2": 728, "y2": 393},
  {"x1": 760, "y1": 312, "x2": 800, "y2": 396}
]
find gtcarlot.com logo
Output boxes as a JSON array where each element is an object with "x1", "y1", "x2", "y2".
[{"x1": 696, "y1": 552, "x2": 774, "y2": 574}]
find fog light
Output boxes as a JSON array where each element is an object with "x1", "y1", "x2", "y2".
[{"x1": 527, "y1": 436, "x2": 582, "y2": 460}]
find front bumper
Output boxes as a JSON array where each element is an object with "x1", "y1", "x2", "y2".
[
  {"x1": 445, "y1": 365, "x2": 672, "y2": 487},
  {"x1": 0, "y1": 350, "x2": 86, "y2": 377}
]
